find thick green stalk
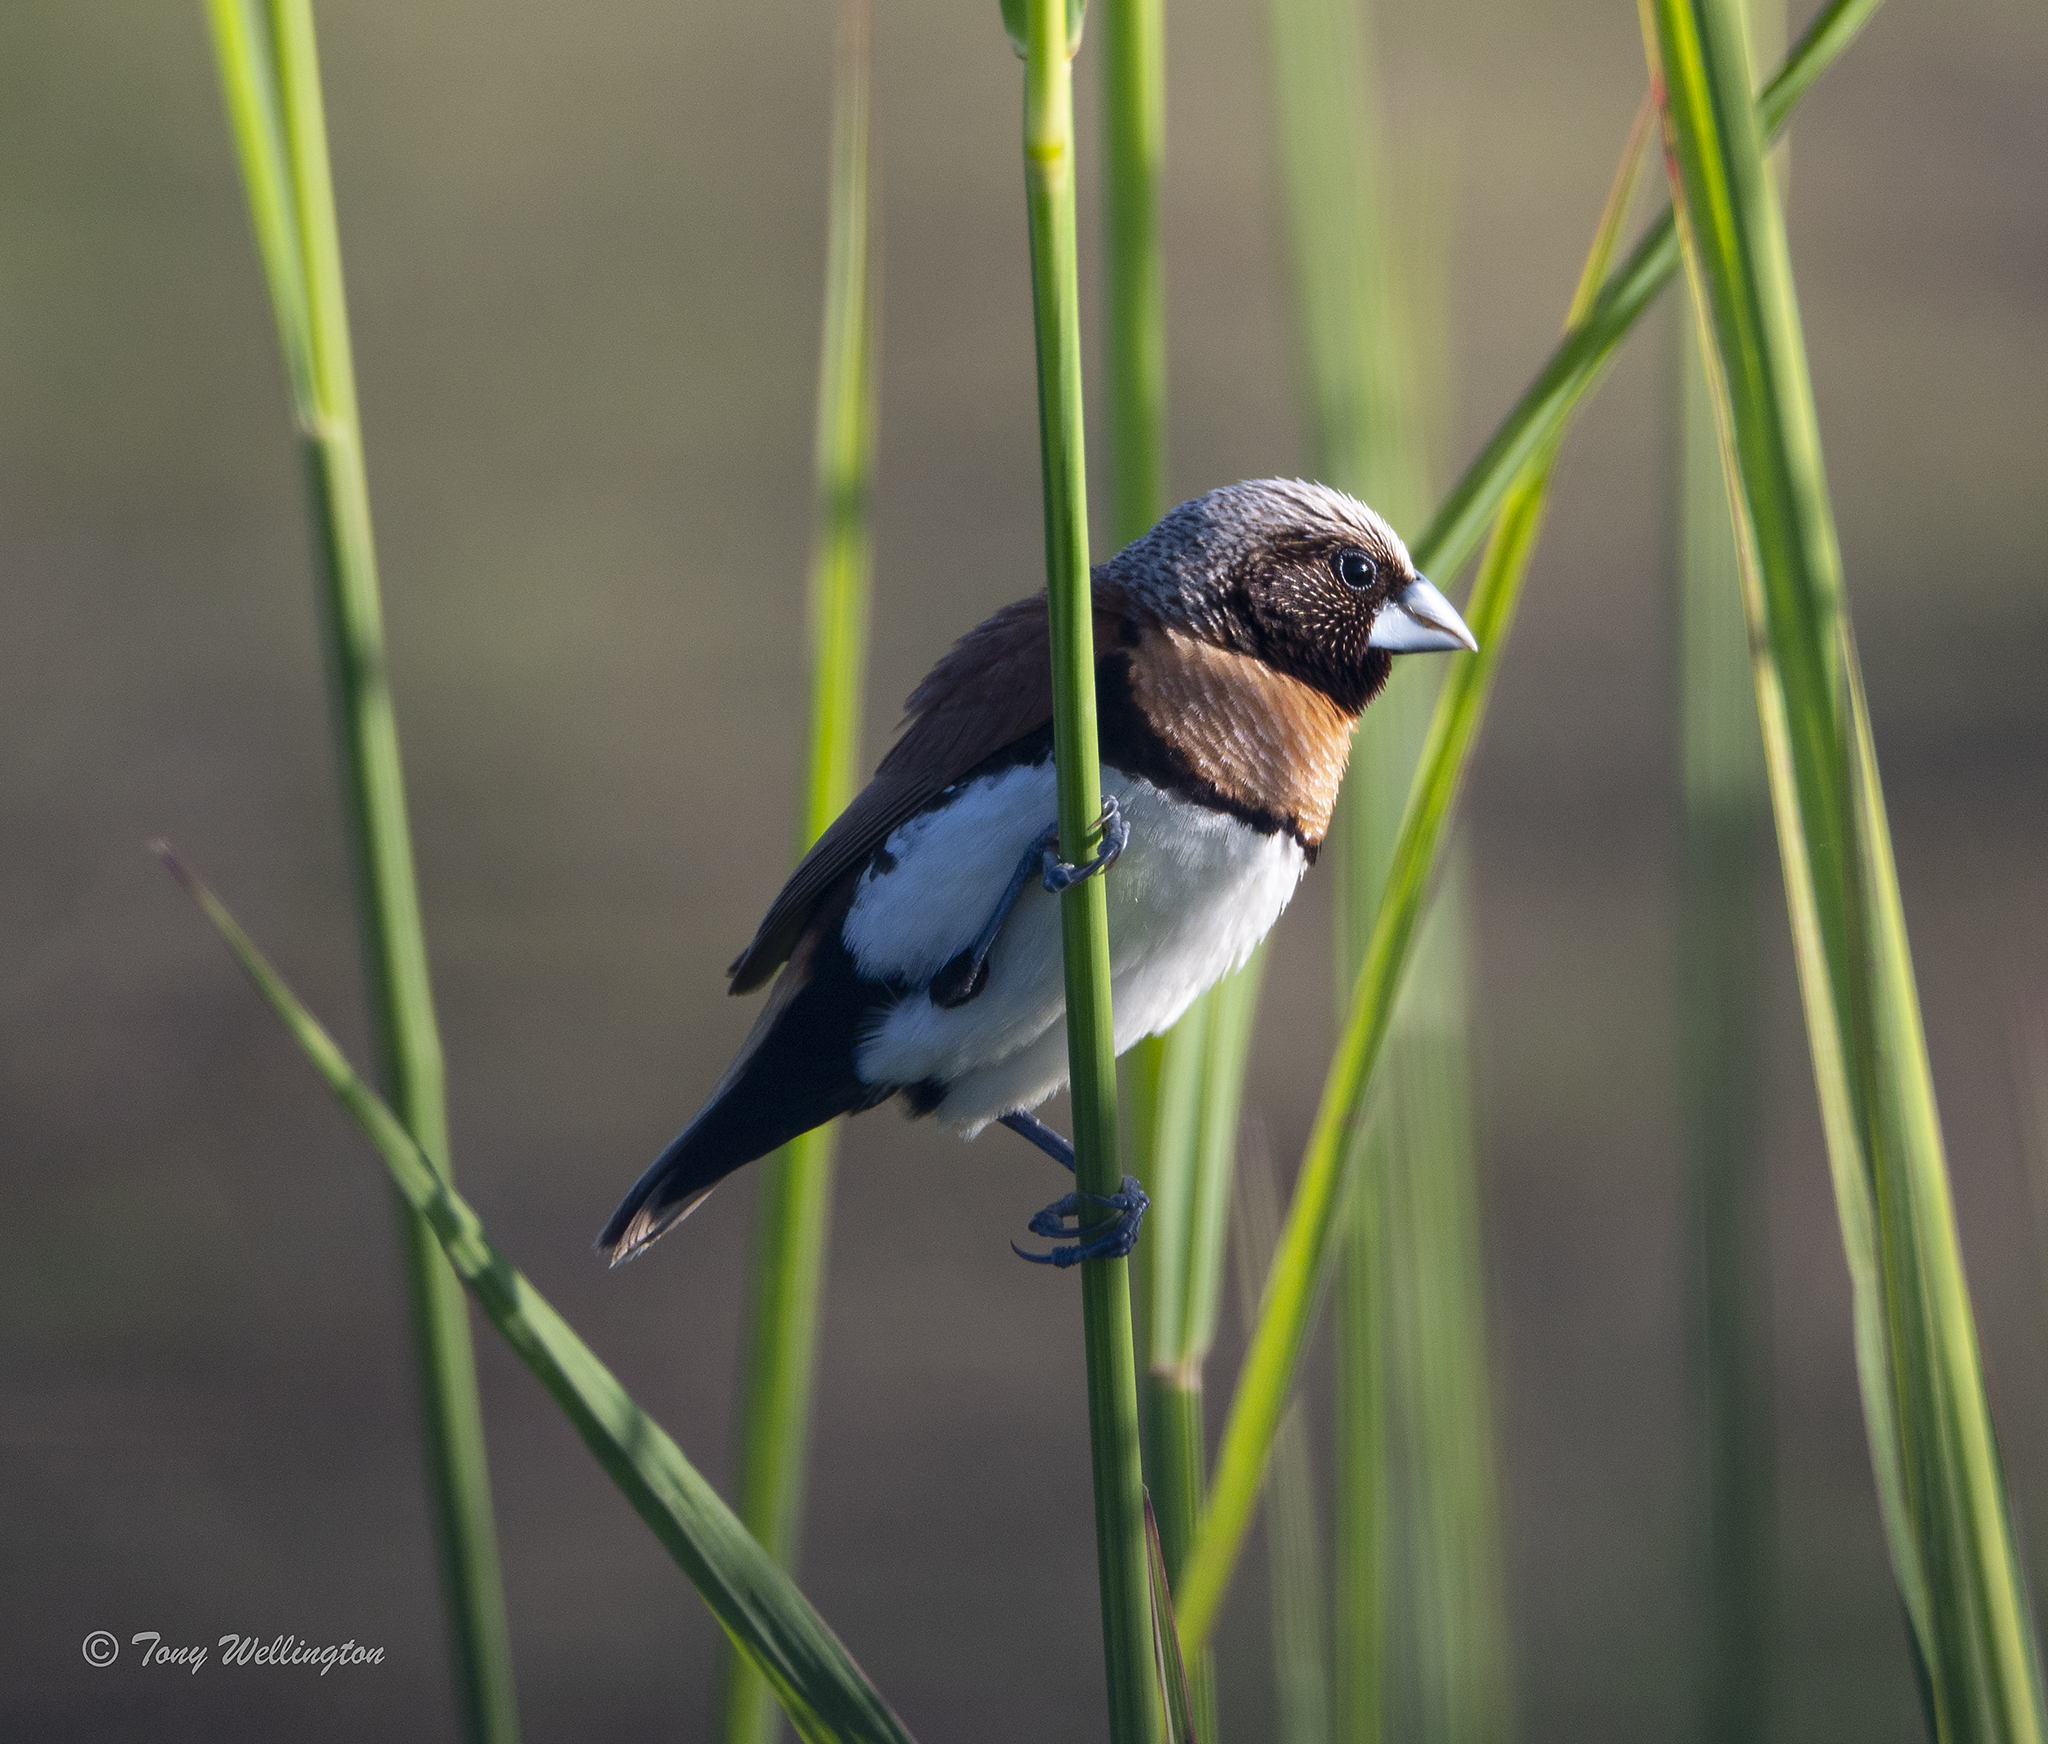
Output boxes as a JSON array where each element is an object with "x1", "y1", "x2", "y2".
[
  {"x1": 1018, "y1": 3, "x2": 1161, "y2": 1739},
  {"x1": 203, "y1": 6, "x2": 517, "y2": 1738},
  {"x1": 162, "y1": 852, "x2": 916, "y2": 1744},
  {"x1": 1645, "y1": 1, "x2": 2046, "y2": 1734},
  {"x1": 1676, "y1": 6, "x2": 1778, "y2": 1737},
  {"x1": 1177, "y1": 81, "x2": 1665, "y2": 1652},
  {"x1": 721, "y1": 10, "x2": 875, "y2": 1743}
]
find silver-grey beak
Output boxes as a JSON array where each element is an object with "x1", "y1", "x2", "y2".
[{"x1": 1366, "y1": 575, "x2": 1479, "y2": 654}]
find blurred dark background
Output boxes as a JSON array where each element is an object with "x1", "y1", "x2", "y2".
[{"x1": 3, "y1": 0, "x2": 2044, "y2": 1738}]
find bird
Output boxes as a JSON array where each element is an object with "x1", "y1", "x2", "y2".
[{"x1": 598, "y1": 478, "x2": 1476, "y2": 1268}]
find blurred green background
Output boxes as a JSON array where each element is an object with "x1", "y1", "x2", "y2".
[{"x1": 3, "y1": 0, "x2": 2044, "y2": 1737}]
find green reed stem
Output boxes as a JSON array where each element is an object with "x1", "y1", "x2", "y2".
[
  {"x1": 202, "y1": 7, "x2": 517, "y2": 1737},
  {"x1": 1675, "y1": 7, "x2": 1778, "y2": 1736},
  {"x1": 720, "y1": 9, "x2": 876, "y2": 1743},
  {"x1": 1645, "y1": 0, "x2": 2046, "y2": 1732},
  {"x1": 1177, "y1": 78, "x2": 1667, "y2": 1652},
  {"x1": 1019, "y1": 4, "x2": 1160, "y2": 1738},
  {"x1": 1017, "y1": 3, "x2": 1160, "y2": 1739}
]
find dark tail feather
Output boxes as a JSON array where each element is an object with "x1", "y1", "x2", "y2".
[
  {"x1": 595, "y1": 1118, "x2": 735, "y2": 1265},
  {"x1": 596, "y1": 904, "x2": 888, "y2": 1263}
]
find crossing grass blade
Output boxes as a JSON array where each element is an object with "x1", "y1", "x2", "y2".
[
  {"x1": 1643, "y1": 0, "x2": 2048, "y2": 1734},
  {"x1": 202, "y1": 6, "x2": 517, "y2": 1737},
  {"x1": 1176, "y1": 85, "x2": 1660, "y2": 1653},
  {"x1": 721, "y1": 7, "x2": 877, "y2": 1743},
  {"x1": 1016, "y1": 1, "x2": 1161, "y2": 1738},
  {"x1": 157, "y1": 847, "x2": 919, "y2": 1744}
]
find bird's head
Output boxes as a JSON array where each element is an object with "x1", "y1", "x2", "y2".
[{"x1": 1103, "y1": 478, "x2": 1477, "y2": 716}]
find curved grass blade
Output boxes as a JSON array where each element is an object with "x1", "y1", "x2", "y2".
[
  {"x1": 1015, "y1": 1, "x2": 1160, "y2": 1738},
  {"x1": 1643, "y1": 0, "x2": 2047, "y2": 1733},
  {"x1": 203, "y1": 5, "x2": 517, "y2": 1735},
  {"x1": 721, "y1": 6, "x2": 877, "y2": 1742},
  {"x1": 1176, "y1": 90, "x2": 1658, "y2": 1653},
  {"x1": 157, "y1": 847, "x2": 918, "y2": 1744}
]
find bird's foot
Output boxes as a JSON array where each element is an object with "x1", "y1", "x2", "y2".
[
  {"x1": 1039, "y1": 796, "x2": 1129, "y2": 894},
  {"x1": 1010, "y1": 1177, "x2": 1150, "y2": 1268}
]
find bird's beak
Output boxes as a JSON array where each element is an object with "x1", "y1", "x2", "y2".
[{"x1": 1367, "y1": 575, "x2": 1479, "y2": 654}]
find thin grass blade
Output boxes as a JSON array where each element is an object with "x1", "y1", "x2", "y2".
[
  {"x1": 202, "y1": 5, "x2": 517, "y2": 1735},
  {"x1": 157, "y1": 848, "x2": 918, "y2": 1744},
  {"x1": 1016, "y1": 1, "x2": 1160, "y2": 1737},
  {"x1": 721, "y1": 7, "x2": 877, "y2": 1742},
  {"x1": 1145, "y1": 1494, "x2": 1202, "y2": 1744},
  {"x1": 1176, "y1": 92, "x2": 1658, "y2": 1652},
  {"x1": 1644, "y1": 0, "x2": 2047, "y2": 1732}
]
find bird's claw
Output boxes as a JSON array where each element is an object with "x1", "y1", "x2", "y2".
[
  {"x1": 1040, "y1": 797, "x2": 1129, "y2": 895},
  {"x1": 1011, "y1": 1175, "x2": 1150, "y2": 1268}
]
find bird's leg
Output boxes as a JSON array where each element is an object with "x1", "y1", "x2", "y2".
[
  {"x1": 999, "y1": 1108, "x2": 1150, "y2": 1270},
  {"x1": 929, "y1": 796, "x2": 1129, "y2": 1010},
  {"x1": 999, "y1": 1107, "x2": 1077, "y2": 1172}
]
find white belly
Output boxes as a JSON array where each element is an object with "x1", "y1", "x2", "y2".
[{"x1": 842, "y1": 760, "x2": 1305, "y2": 1131}]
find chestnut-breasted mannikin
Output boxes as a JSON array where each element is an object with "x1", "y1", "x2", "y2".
[{"x1": 599, "y1": 479, "x2": 1476, "y2": 1268}]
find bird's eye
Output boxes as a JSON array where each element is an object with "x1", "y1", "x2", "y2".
[{"x1": 1337, "y1": 549, "x2": 1377, "y2": 590}]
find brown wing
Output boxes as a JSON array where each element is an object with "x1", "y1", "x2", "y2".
[{"x1": 727, "y1": 589, "x2": 1128, "y2": 993}]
